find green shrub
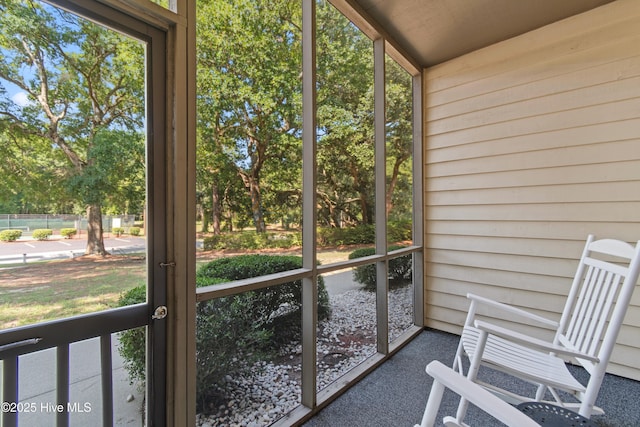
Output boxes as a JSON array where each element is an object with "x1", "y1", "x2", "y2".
[
  {"x1": 348, "y1": 245, "x2": 412, "y2": 291},
  {"x1": 196, "y1": 255, "x2": 331, "y2": 337},
  {"x1": 32, "y1": 229, "x2": 53, "y2": 240},
  {"x1": 0, "y1": 229, "x2": 22, "y2": 242},
  {"x1": 202, "y1": 231, "x2": 302, "y2": 251},
  {"x1": 129, "y1": 226, "x2": 141, "y2": 236},
  {"x1": 60, "y1": 228, "x2": 77, "y2": 239},
  {"x1": 195, "y1": 254, "x2": 330, "y2": 410},
  {"x1": 387, "y1": 220, "x2": 412, "y2": 243},
  {"x1": 117, "y1": 254, "x2": 330, "y2": 413},
  {"x1": 317, "y1": 224, "x2": 375, "y2": 246},
  {"x1": 112, "y1": 227, "x2": 124, "y2": 236},
  {"x1": 196, "y1": 291, "x2": 275, "y2": 412},
  {"x1": 116, "y1": 286, "x2": 147, "y2": 386}
]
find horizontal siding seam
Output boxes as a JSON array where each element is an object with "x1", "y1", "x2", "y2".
[
  {"x1": 426, "y1": 137, "x2": 640, "y2": 165},
  {"x1": 426, "y1": 38, "x2": 640, "y2": 104},
  {"x1": 426, "y1": 96, "x2": 640, "y2": 138},
  {"x1": 427, "y1": 63, "x2": 640, "y2": 122},
  {"x1": 424, "y1": 157, "x2": 640, "y2": 178},
  {"x1": 425, "y1": 179, "x2": 640, "y2": 194},
  {"x1": 426, "y1": 108, "x2": 640, "y2": 149}
]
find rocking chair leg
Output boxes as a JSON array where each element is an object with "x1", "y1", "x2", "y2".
[
  {"x1": 417, "y1": 380, "x2": 446, "y2": 427},
  {"x1": 455, "y1": 397, "x2": 470, "y2": 423},
  {"x1": 535, "y1": 384, "x2": 546, "y2": 401},
  {"x1": 456, "y1": 329, "x2": 489, "y2": 422}
]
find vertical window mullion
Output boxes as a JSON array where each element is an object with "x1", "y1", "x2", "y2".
[
  {"x1": 412, "y1": 73, "x2": 424, "y2": 327},
  {"x1": 301, "y1": 0, "x2": 318, "y2": 410},
  {"x1": 374, "y1": 38, "x2": 388, "y2": 355}
]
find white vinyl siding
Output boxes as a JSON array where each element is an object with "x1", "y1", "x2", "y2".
[{"x1": 423, "y1": 0, "x2": 640, "y2": 380}]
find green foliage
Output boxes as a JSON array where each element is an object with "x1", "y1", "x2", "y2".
[
  {"x1": 315, "y1": 3, "x2": 377, "y2": 227},
  {"x1": 117, "y1": 254, "x2": 330, "y2": 412},
  {"x1": 202, "y1": 231, "x2": 302, "y2": 250},
  {"x1": 0, "y1": 2, "x2": 145, "y2": 247},
  {"x1": 196, "y1": 0, "x2": 303, "y2": 233},
  {"x1": 32, "y1": 229, "x2": 53, "y2": 240},
  {"x1": 0, "y1": 229, "x2": 22, "y2": 242},
  {"x1": 387, "y1": 220, "x2": 413, "y2": 243},
  {"x1": 60, "y1": 228, "x2": 77, "y2": 239},
  {"x1": 116, "y1": 286, "x2": 147, "y2": 386},
  {"x1": 317, "y1": 225, "x2": 375, "y2": 246},
  {"x1": 196, "y1": 255, "x2": 330, "y2": 325},
  {"x1": 112, "y1": 227, "x2": 124, "y2": 236},
  {"x1": 195, "y1": 254, "x2": 330, "y2": 410},
  {"x1": 196, "y1": 292, "x2": 272, "y2": 411},
  {"x1": 348, "y1": 245, "x2": 412, "y2": 291},
  {"x1": 314, "y1": 221, "x2": 411, "y2": 247},
  {"x1": 129, "y1": 226, "x2": 141, "y2": 236},
  {"x1": 385, "y1": 57, "x2": 414, "y2": 224}
]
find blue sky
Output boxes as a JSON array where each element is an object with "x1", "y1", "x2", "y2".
[{"x1": 10, "y1": 88, "x2": 30, "y2": 107}]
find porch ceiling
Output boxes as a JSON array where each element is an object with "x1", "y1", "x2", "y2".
[{"x1": 349, "y1": 0, "x2": 616, "y2": 67}]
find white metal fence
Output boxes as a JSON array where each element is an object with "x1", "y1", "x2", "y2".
[{"x1": 0, "y1": 214, "x2": 137, "y2": 236}]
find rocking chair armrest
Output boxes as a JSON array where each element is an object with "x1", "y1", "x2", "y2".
[
  {"x1": 467, "y1": 293, "x2": 559, "y2": 328},
  {"x1": 422, "y1": 361, "x2": 541, "y2": 427},
  {"x1": 474, "y1": 320, "x2": 600, "y2": 363}
]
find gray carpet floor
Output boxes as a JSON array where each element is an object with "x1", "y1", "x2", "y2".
[{"x1": 302, "y1": 329, "x2": 640, "y2": 427}]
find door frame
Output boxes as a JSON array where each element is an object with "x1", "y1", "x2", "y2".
[{"x1": 0, "y1": 0, "x2": 170, "y2": 425}]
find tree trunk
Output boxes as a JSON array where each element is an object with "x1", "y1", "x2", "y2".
[
  {"x1": 239, "y1": 171, "x2": 266, "y2": 233},
  {"x1": 386, "y1": 158, "x2": 404, "y2": 217},
  {"x1": 85, "y1": 204, "x2": 107, "y2": 255},
  {"x1": 200, "y1": 208, "x2": 210, "y2": 233},
  {"x1": 358, "y1": 193, "x2": 373, "y2": 225},
  {"x1": 212, "y1": 183, "x2": 221, "y2": 235},
  {"x1": 249, "y1": 179, "x2": 266, "y2": 233}
]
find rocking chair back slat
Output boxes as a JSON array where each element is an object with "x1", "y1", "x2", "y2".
[
  {"x1": 563, "y1": 256, "x2": 630, "y2": 360},
  {"x1": 566, "y1": 264, "x2": 597, "y2": 346},
  {"x1": 579, "y1": 268, "x2": 610, "y2": 353},
  {"x1": 588, "y1": 276, "x2": 613, "y2": 355}
]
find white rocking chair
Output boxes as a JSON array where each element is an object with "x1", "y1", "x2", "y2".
[
  {"x1": 415, "y1": 361, "x2": 540, "y2": 427},
  {"x1": 452, "y1": 235, "x2": 640, "y2": 420}
]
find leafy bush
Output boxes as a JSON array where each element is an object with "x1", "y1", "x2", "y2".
[
  {"x1": 116, "y1": 286, "x2": 147, "y2": 386},
  {"x1": 196, "y1": 255, "x2": 331, "y2": 339},
  {"x1": 129, "y1": 226, "x2": 141, "y2": 236},
  {"x1": 112, "y1": 227, "x2": 124, "y2": 236},
  {"x1": 202, "y1": 231, "x2": 302, "y2": 251},
  {"x1": 117, "y1": 254, "x2": 330, "y2": 413},
  {"x1": 0, "y1": 229, "x2": 22, "y2": 242},
  {"x1": 60, "y1": 228, "x2": 77, "y2": 239},
  {"x1": 196, "y1": 254, "x2": 330, "y2": 410},
  {"x1": 387, "y1": 220, "x2": 412, "y2": 243},
  {"x1": 32, "y1": 229, "x2": 53, "y2": 240},
  {"x1": 317, "y1": 224, "x2": 375, "y2": 246},
  {"x1": 348, "y1": 245, "x2": 412, "y2": 291}
]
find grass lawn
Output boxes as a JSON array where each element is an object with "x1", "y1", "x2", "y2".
[
  {"x1": 0, "y1": 255, "x2": 146, "y2": 329},
  {"x1": 0, "y1": 246, "x2": 360, "y2": 329}
]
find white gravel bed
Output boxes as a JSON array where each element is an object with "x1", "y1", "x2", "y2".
[{"x1": 197, "y1": 285, "x2": 413, "y2": 427}]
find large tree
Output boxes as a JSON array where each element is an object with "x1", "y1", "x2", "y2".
[
  {"x1": 196, "y1": 127, "x2": 249, "y2": 234},
  {"x1": 315, "y1": 2, "x2": 414, "y2": 228},
  {"x1": 385, "y1": 56, "x2": 413, "y2": 220},
  {"x1": 194, "y1": 0, "x2": 413, "y2": 233},
  {"x1": 196, "y1": 0, "x2": 302, "y2": 233},
  {"x1": 0, "y1": 0, "x2": 145, "y2": 254},
  {"x1": 316, "y1": 2, "x2": 375, "y2": 227}
]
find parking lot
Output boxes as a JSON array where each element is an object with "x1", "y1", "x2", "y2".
[{"x1": 0, "y1": 236, "x2": 147, "y2": 264}]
